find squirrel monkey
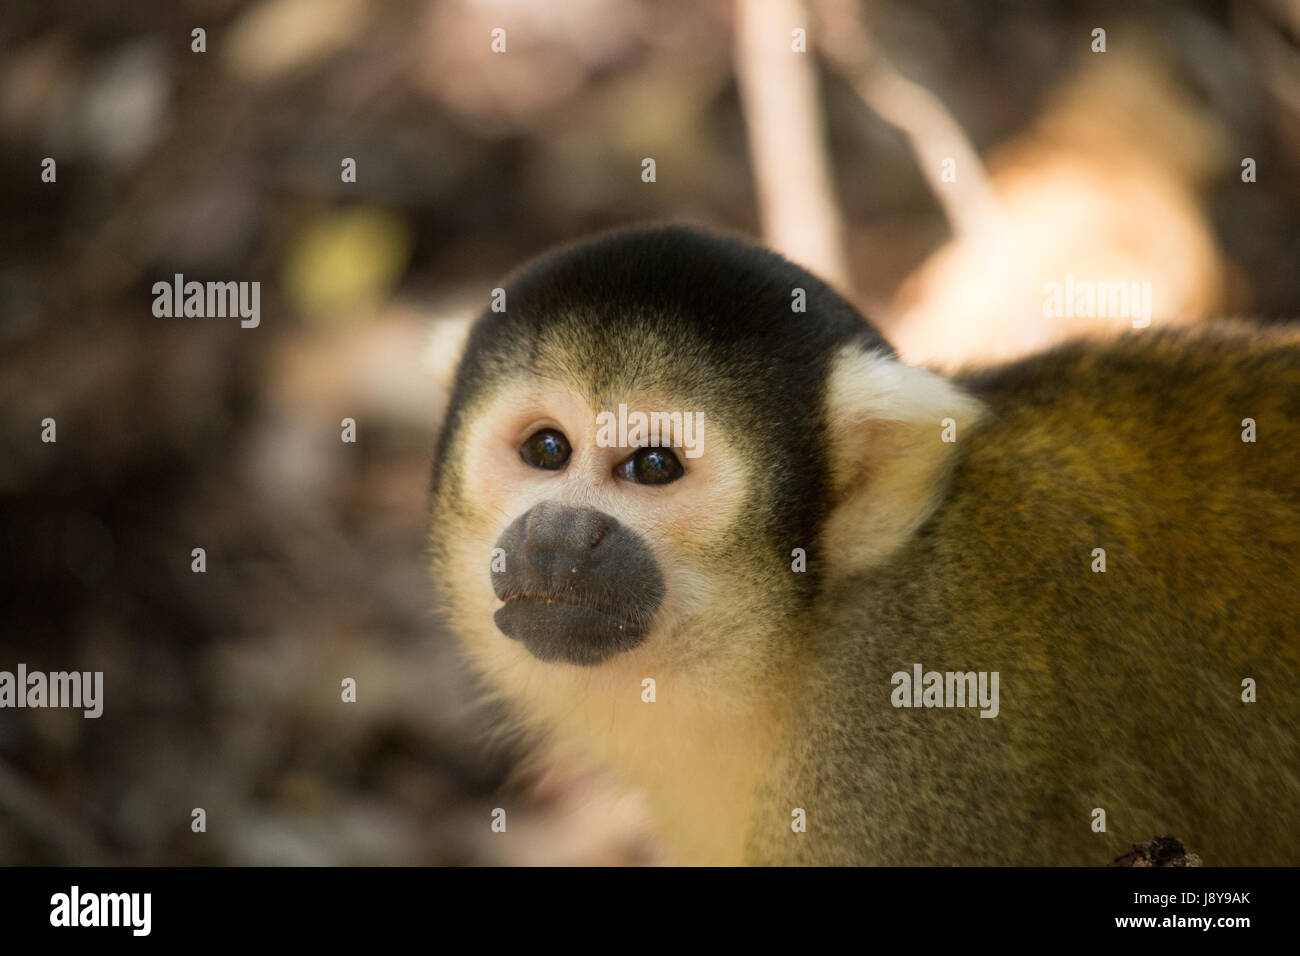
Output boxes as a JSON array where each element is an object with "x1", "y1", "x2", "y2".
[{"x1": 429, "y1": 225, "x2": 1300, "y2": 865}]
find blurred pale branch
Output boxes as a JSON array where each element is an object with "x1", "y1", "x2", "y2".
[
  {"x1": 734, "y1": 0, "x2": 851, "y2": 292},
  {"x1": 814, "y1": 0, "x2": 1003, "y2": 243}
]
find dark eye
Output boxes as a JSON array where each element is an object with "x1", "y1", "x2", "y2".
[
  {"x1": 617, "y1": 447, "x2": 684, "y2": 485},
  {"x1": 520, "y1": 428, "x2": 571, "y2": 470}
]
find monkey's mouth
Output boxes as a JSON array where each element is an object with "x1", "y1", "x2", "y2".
[
  {"x1": 493, "y1": 593, "x2": 651, "y2": 666},
  {"x1": 499, "y1": 592, "x2": 586, "y2": 608}
]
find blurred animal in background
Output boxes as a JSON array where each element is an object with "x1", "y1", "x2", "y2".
[{"x1": 883, "y1": 38, "x2": 1230, "y2": 369}]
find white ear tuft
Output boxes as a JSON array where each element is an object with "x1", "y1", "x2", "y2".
[
  {"x1": 424, "y1": 311, "x2": 479, "y2": 423},
  {"x1": 822, "y1": 347, "x2": 986, "y2": 574}
]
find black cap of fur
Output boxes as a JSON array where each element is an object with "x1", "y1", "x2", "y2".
[{"x1": 434, "y1": 224, "x2": 891, "y2": 579}]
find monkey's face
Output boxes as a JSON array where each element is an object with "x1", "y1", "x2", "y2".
[{"x1": 432, "y1": 372, "x2": 767, "y2": 676}]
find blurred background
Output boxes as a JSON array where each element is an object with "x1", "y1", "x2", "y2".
[{"x1": 2, "y1": 0, "x2": 1299, "y2": 864}]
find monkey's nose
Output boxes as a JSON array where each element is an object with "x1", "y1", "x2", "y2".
[{"x1": 520, "y1": 502, "x2": 617, "y2": 580}]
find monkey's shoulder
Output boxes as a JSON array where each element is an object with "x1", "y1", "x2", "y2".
[
  {"x1": 948, "y1": 324, "x2": 1300, "y2": 498},
  {"x1": 820, "y1": 322, "x2": 1300, "y2": 667},
  {"x1": 956, "y1": 322, "x2": 1300, "y2": 422}
]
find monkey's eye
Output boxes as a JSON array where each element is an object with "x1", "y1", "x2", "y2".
[
  {"x1": 520, "y1": 428, "x2": 572, "y2": 470},
  {"x1": 617, "y1": 447, "x2": 684, "y2": 485}
]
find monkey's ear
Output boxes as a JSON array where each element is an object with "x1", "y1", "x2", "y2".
[
  {"x1": 822, "y1": 347, "x2": 986, "y2": 575},
  {"x1": 423, "y1": 312, "x2": 477, "y2": 431}
]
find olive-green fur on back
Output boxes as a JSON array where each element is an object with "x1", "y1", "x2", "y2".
[{"x1": 754, "y1": 325, "x2": 1300, "y2": 865}]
